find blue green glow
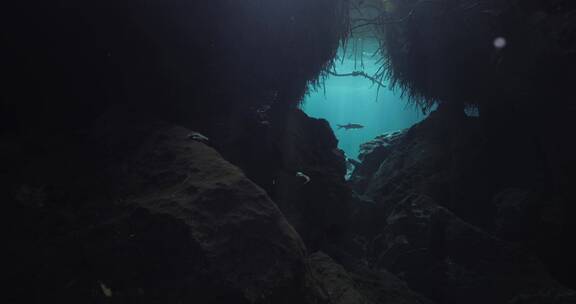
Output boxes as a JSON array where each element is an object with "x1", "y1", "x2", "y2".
[{"x1": 301, "y1": 39, "x2": 427, "y2": 159}]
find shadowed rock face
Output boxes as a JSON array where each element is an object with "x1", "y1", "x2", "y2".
[
  {"x1": 107, "y1": 123, "x2": 308, "y2": 302},
  {"x1": 307, "y1": 252, "x2": 433, "y2": 304},
  {"x1": 214, "y1": 108, "x2": 353, "y2": 251},
  {"x1": 370, "y1": 193, "x2": 566, "y2": 304},
  {"x1": 8, "y1": 115, "x2": 308, "y2": 304},
  {"x1": 351, "y1": 108, "x2": 493, "y2": 229},
  {"x1": 350, "y1": 130, "x2": 406, "y2": 194},
  {"x1": 306, "y1": 252, "x2": 372, "y2": 304},
  {"x1": 377, "y1": 0, "x2": 576, "y2": 111},
  {"x1": 272, "y1": 110, "x2": 352, "y2": 250},
  {"x1": 4, "y1": 1, "x2": 576, "y2": 303},
  {"x1": 5, "y1": 111, "x2": 437, "y2": 304},
  {"x1": 1, "y1": 0, "x2": 348, "y2": 141},
  {"x1": 1, "y1": 2, "x2": 353, "y2": 301},
  {"x1": 346, "y1": 106, "x2": 575, "y2": 304}
]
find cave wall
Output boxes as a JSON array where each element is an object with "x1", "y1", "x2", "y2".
[
  {"x1": 1, "y1": 0, "x2": 348, "y2": 140},
  {"x1": 367, "y1": 0, "x2": 576, "y2": 290},
  {"x1": 377, "y1": 0, "x2": 576, "y2": 108},
  {"x1": 346, "y1": 106, "x2": 576, "y2": 303},
  {"x1": 1, "y1": 0, "x2": 351, "y2": 232},
  {"x1": 1, "y1": 1, "x2": 353, "y2": 303},
  {"x1": 4, "y1": 1, "x2": 576, "y2": 303}
]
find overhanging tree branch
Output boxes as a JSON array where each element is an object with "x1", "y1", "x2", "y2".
[{"x1": 328, "y1": 70, "x2": 387, "y2": 88}]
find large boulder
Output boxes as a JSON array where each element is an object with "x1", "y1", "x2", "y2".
[
  {"x1": 11, "y1": 117, "x2": 308, "y2": 304},
  {"x1": 346, "y1": 107, "x2": 576, "y2": 303},
  {"x1": 272, "y1": 110, "x2": 352, "y2": 250},
  {"x1": 369, "y1": 193, "x2": 567, "y2": 304},
  {"x1": 354, "y1": 107, "x2": 492, "y2": 228},
  {"x1": 221, "y1": 108, "x2": 352, "y2": 251}
]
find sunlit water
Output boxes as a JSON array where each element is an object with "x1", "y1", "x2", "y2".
[{"x1": 301, "y1": 38, "x2": 427, "y2": 160}]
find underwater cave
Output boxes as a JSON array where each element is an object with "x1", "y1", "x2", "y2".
[
  {"x1": 3, "y1": 0, "x2": 576, "y2": 303},
  {"x1": 301, "y1": 38, "x2": 427, "y2": 160}
]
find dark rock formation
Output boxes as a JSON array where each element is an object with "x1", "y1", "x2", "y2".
[
  {"x1": 347, "y1": 106, "x2": 576, "y2": 303},
  {"x1": 352, "y1": 107, "x2": 492, "y2": 229},
  {"x1": 375, "y1": 0, "x2": 576, "y2": 112},
  {"x1": 2, "y1": 0, "x2": 349, "y2": 136},
  {"x1": 508, "y1": 289, "x2": 576, "y2": 304},
  {"x1": 306, "y1": 252, "x2": 371, "y2": 304},
  {"x1": 271, "y1": 110, "x2": 352, "y2": 250},
  {"x1": 369, "y1": 1, "x2": 576, "y2": 289},
  {"x1": 215, "y1": 108, "x2": 352, "y2": 251},
  {"x1": 4, "y1": 1, "x2": 576, "y2": 304},
  {"x1": 1, "y1": 2, "x2": 354, "y2": 301},
  {"x1": 350, "y1": 130, "x2": 406, "y2": 194},
  {"x1": 8, "y1": 116, "x2": 308, "y2": 304},
  {"x1": 492, "y1": 188, "x2": 564, "y2": 243},
  {"x1": 306, "y1": 252, "x2": 432, "y2": 304},
  {"x1": 369, "y1": 193, "x2": 566, "y2": 304}
]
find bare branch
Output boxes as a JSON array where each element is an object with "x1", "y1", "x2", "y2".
[{"x1": 328, "y1": 71, "x2": 387, "y2": 88}]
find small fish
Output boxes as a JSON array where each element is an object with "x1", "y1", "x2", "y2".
[
  {"x1": 188, "y1": 132, "x2": 209, "y2": 142},
  {"x1": 99, "y1": 281, "x2": 113, "y2": 297},
  {"x1": 337, "y1": 123, "x2": 364, "y2": 130},
  {"x1": 295, "y1": 172, "x2": 311, "y2": 184}
]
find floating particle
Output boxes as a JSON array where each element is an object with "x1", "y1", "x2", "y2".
[
  {"x1": 494, "y1": 37, "x2": 507, "y2": 49},
  {"x1": 295, "y1": 172, "x2": 311, "y2": 184},
  {"x1": 99, "y1": 281, "x2": 113, "y2": 297}
]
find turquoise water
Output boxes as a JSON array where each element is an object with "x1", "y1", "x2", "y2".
[{"x1": 301, "y1": 38, "x2": 427, "y2": 159}]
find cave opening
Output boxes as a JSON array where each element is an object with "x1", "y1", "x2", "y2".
[
  {"x1": 300, "y1": 0, "x2": 431, "y2": 161},
  {"x1": 301, "y1": 38, "x2": 427, "y2": 160}
]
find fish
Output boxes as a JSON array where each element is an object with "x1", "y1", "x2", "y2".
[
  {"x1": 337, "y1": 123, "x2": 364, "y2": 130},
  {"x1": 295, "y1": 171, "x2": 311, "y2": 184},
  {"x1": 188, "y1": 131, "x2": 209, "y2": 142},
  {"x1": 99, "y1": 281, "x2": 113, "y2": 297}
]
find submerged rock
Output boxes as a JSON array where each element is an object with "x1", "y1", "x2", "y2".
[
  {"x1": 305, "y1": 252, "x2": 432, "y2": 304},
  {"x1": 358, "y1": 130, "x2": 406, "y2": 162},
  {"x1": 370, "y1": 193, "x2": 566, "y2": 304},
  {"x1": 352, "y1": 107, "x2": 490, "y2": 229},
  {"x1": 349, "y1": 267, "x2": 435, "y2": 304},
  {"x1": 350, "y1": 130, "x2": 406, "y2": 193},
  {"x1": 108, "y1": 124, "x2": 307, "y2": 302},
  {"x1": 221, "y1": 108, "x2": 352, "y2": 251},
  {"x1": 306, "y1": 252, "x2": 370, "y2": 304},
  {"x1": 346, "y1": 107, "x2": 575, "y2": 303},
  {"x1": 271, "y1": 110, "x2": 352, "y2": 250},
  {"x1": 508, "y1": 289, "x2": 576, "y2": 304},
  {"x1": 20, "y1": 118, "x2": 308, "y2": 304}
]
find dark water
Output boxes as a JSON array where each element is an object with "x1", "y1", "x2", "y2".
[{"x1": 301, "y1": 38, "x2": 427, "y2": 159}]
